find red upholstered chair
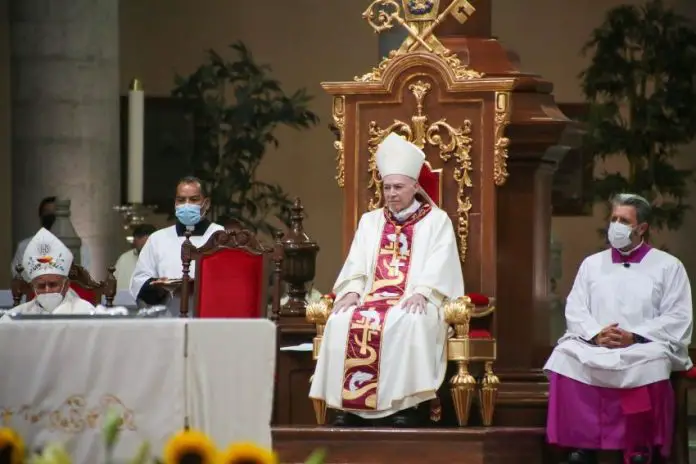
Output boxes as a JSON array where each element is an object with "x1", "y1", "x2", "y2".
[
  {"x1": 11, "y1": 264, "x2": 117, "y2": 307},
  {"x1": 179, "y1": 229, "x2": 284, "y2": 319},
  {"x1": 306, "y1": 160, "x2": 498, "y2": 428}
]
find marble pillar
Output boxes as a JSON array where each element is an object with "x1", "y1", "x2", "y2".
[{"x1": 9, "y1": 0, "x2": 120, "y2": 278}]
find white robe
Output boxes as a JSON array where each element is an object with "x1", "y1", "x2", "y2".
[
  {"x1": 544, "y1": 247, "x2": 693, "y2": 389},
  {"x1": 129, "y1": 223, "x2": 223, "y2": 317},
  {"x1": 310, "y1": 206, "x2": 464, "y2": 418},
  {"x1": 114, "y1": 249, "x2": 138, "y2": 290},
  {"x1": 10, "y1": 288, "x2": 95, "y2": 315}
]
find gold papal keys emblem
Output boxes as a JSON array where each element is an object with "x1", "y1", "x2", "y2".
[{"x1": 363, "y1": 0, "x2": 477, "y2": 54}]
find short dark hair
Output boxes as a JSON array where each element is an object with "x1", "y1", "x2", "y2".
[
  {"x1": 38, "y1": 196, "x2": 56, "y2": 216},
  {"x1": 176, "y1": 176, "x2": 207, "y2": 196},
  {"x1": 133, "y1": 224, "x2": 156, "y2": 237},
  {"x1": 610, "y1": 193, "x2": 652, "y2": 225}
]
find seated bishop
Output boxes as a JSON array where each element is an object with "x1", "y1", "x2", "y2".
[
  {"x1": 130, "y1": 176, "x2": 223, "y2": 316},
  {"x1": 544, "y1": 193, "x2": 693, "y2": 464},
  {"x1": 12, "y1": 228, "x2": 95, "y2": 315},
  {"x1": 309, "y1": 133, "x2": 464, "y2": 428}
]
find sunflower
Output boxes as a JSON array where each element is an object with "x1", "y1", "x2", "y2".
[
  {"x1": 162, "y1": 429, "x2": 218, "y2": 464},
  {"x1": 0, "y1": 427, "x2": 24, "y2": 464},
  {"x1": 217, "y1": 442, "x2": 278, "y2": 464}
]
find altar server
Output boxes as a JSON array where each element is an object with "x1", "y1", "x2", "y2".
[
  {"x1": 12, "y1": 228, "x2": 95, "y2": 314},
  {"x1": 309, "y1": 133, "x2": 464, "y2": 427},
  {"x1": 130, "y1": 176, "x2": 223, "y2": 316},
  {"x1": 114, "y1": 224, "x2": 156, "y2": 290},
  {"x1": 544, "y1": 193, "x2": 693, "y2": 464}
]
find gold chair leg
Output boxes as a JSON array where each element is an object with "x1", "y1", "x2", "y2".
[
  {"x1": 478, "y1": 361, "x2": 499, "y2": 426},
  {"x1": 450, "y1": 360, "x2": 476, "y2": 426},
  {"x1": 309, "y1": 375, "x2": 327, "y2": 425}
]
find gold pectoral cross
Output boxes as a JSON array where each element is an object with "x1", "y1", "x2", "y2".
[{"x1": 351, "y1": 316, "x2": 377, "y2": 355}]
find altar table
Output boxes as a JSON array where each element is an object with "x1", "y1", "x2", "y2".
[{"x1": 0, "y1": 319, "x2": 276, "y2": 462}]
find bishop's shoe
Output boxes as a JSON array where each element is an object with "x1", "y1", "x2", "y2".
[
  {"x1": 331, "y1": 411, "x2": 367, "y2": 427},
  {"x1": 387, "y1": 407, "x2": 423, "y2": 428},
  {"x1": 566, "y1": 449, "x2": 598, "y2": 464}
]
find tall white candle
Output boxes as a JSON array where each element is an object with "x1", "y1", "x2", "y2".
[{"x1": 127, "y1": 78, "x2": 145, "y2": 204}]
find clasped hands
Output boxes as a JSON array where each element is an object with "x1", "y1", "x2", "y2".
[
  {"x1": 593, "y1": 323, "x2": 634, "y2": 348},
  {"x1": 332, "y1": 292, "x2": 427, "y2": 314}
]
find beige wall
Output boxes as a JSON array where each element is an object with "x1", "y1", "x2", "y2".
[{"x1": 1, "y1": 1, "x2": 695, "y2": 332}]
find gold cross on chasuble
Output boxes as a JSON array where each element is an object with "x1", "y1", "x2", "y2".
[{"x1": 351, "y1": 315, "x2": 377, "y2": 355}]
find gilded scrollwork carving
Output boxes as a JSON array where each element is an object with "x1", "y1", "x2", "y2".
[
  {"x1": 332, "y1": 96, "x2": 346, "y2": 188},
  {"x1": 355, "y1": 0, "x2": 483, "y2": 83},
  {"x1": 366, "y1": 79, "x2": 474, "y2": 262},
  {"x1": 493, "y1": 91, "x2": 511, "y2": 186}
]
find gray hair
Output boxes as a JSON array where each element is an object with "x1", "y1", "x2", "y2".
[{"x1": 610, "y1": 193, "x2": 652, "y2": 225}]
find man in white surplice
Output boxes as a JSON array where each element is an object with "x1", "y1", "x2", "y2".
[
  {"x1": 544, "y1": 194, "x2": 692, "y2": 464},
  {"x1": 130, "y1": 176, "x2": 223, "y2": 316},
  {"x1": 10, "y1": 228, "x2": 95, "y2": 315},
  {"x1": 310, "y1": 133, "x2": 464, "y2": 427}
]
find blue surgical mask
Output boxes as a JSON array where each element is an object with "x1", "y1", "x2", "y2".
[{"x1": 175, "y1": 204, "x2": 202, "y2": 227}]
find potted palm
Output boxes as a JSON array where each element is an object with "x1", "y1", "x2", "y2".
[
  {"x1": 580, "y1": 0, "x2": 696, "y2": 233},
  {"x1": 172, "y1": 42, "x2": 319, "y2": 235}
]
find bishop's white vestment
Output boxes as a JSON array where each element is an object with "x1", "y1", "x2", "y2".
[
  {"x1": 544, "y1": 245, "x2": 693, "y2": 388},
  {"x1": 10, "y1": 288, "x2": 95, "y2": 315},
  {"x1": 309, "y1": 202, "x2": 464, "y2": 418},
  {"x1": 130, "y1": 220, "x2": 223, "y2": 316}
]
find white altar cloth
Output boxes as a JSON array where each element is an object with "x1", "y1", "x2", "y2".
[{"x1": 0, "y1": 319, "x2": 276, "y2": 462}]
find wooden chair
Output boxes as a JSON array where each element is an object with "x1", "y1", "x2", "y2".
[
  {"x1": 305, "y1": 160, "x2": 498, "y2": 427},
  {"x1": 672, "y1": 369, "x2": 696, "y2": 464},
  {"x1": 11, "y1": 264, "x2": 117, "y2": 307},
  {"x1": 179, "y1": 229, "x2": 284, "y2": 319}
]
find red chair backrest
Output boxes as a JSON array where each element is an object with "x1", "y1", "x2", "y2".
[
  {"x1": 195, "y1": 248, "x2": 267, "y2": 318},
  {"x1": 418, "y1": 161, "x2": 442, "y2": 206}
]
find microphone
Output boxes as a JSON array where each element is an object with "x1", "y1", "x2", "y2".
[{"x1": 623, "y1": 262, "x2": 630, "y2": 268}]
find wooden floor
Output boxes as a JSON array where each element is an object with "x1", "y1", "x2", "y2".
[{"x1": 273, "y1": 426, "x2": 548, "y2": 464}]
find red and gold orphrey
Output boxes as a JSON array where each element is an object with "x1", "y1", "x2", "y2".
[{"x1": 341, "y1": 203, "x2": 432, "y2": 410}]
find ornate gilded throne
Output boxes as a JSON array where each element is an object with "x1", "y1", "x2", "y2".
[{"x1": 305, "y1": 0, "x2": 576, "y2": 430}]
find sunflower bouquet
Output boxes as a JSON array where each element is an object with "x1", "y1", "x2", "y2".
[{"x1": 0, "y1": 409, "x2": 326, "y2": 464}]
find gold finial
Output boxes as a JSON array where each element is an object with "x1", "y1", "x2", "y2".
[{"x1": 129, "y1": 78, "x2": 143, "y2": 91}]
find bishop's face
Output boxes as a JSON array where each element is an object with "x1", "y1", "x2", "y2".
[
  {"x1": 383, "y1": 174, "x2": 418, "y2": 213},
  {"x1": 32, "y1": 274, "x2": 68, "y2": 295}
]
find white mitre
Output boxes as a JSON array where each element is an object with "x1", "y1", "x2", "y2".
[
  {"x1": 376, "y1": 133, "x2": 425, "y2": 180},
  {"x1": 22, "y1": 228, "x2": 73, "y2": 281}
]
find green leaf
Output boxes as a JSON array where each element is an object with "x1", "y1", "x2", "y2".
[{"x1": 304, "y1": 448, "x2": 327, "y2": 464}]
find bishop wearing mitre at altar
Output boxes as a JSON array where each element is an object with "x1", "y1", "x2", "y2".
[
  {"x1": 544, "y1": 194, "x2": 693, "y2": 464},
  {"x1": 9, "y1": 228, "x2": 95, "y2": 315},
  {"x1": 309, "y1": 133, "x2": 464, "y2": 428},
  {"x1": 130, "y1": 176, "x2": 223, "y2": 316}
]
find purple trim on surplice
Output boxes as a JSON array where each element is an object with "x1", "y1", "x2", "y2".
[
  {"x1": 546, "y1": 373, "x2": 674, "y2": 459},
  {"x1": 611, "y1": 242, "x2": 652, "y2": 264}
]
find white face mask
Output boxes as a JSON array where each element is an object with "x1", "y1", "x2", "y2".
[
  {"x1": 34, "y1": 282, "x2": 67, "y2": 312},
  {"x1": 607, "y1": 222, "x2": 634, "y2": 249}
]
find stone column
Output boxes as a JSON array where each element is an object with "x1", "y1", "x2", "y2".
[{"x1": 9, "y1": 0, "x2": 120, "y2": 279}]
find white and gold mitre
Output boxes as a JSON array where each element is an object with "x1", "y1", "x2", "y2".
[
  {"x1": 22, "y1": 228, "x2": 73, "y2": 280},
  {"x1": 376, "y1": 132, "x2": 426, "y2": 180}
]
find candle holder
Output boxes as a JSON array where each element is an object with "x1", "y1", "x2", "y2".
[
  {"x1": 113, "y1": 203, "x2": 157, "y2": 244},
  {"x1": 280, "y1": 197, "x2": 320, "y2": 317}
]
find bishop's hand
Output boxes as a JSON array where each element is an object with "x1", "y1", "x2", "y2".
[
  {"x1": 333, "y1": 292, "x2": 359, "y2": 313},
  {"x1": 403, "y1": 293, "x2": 427, "y2": 314}
]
